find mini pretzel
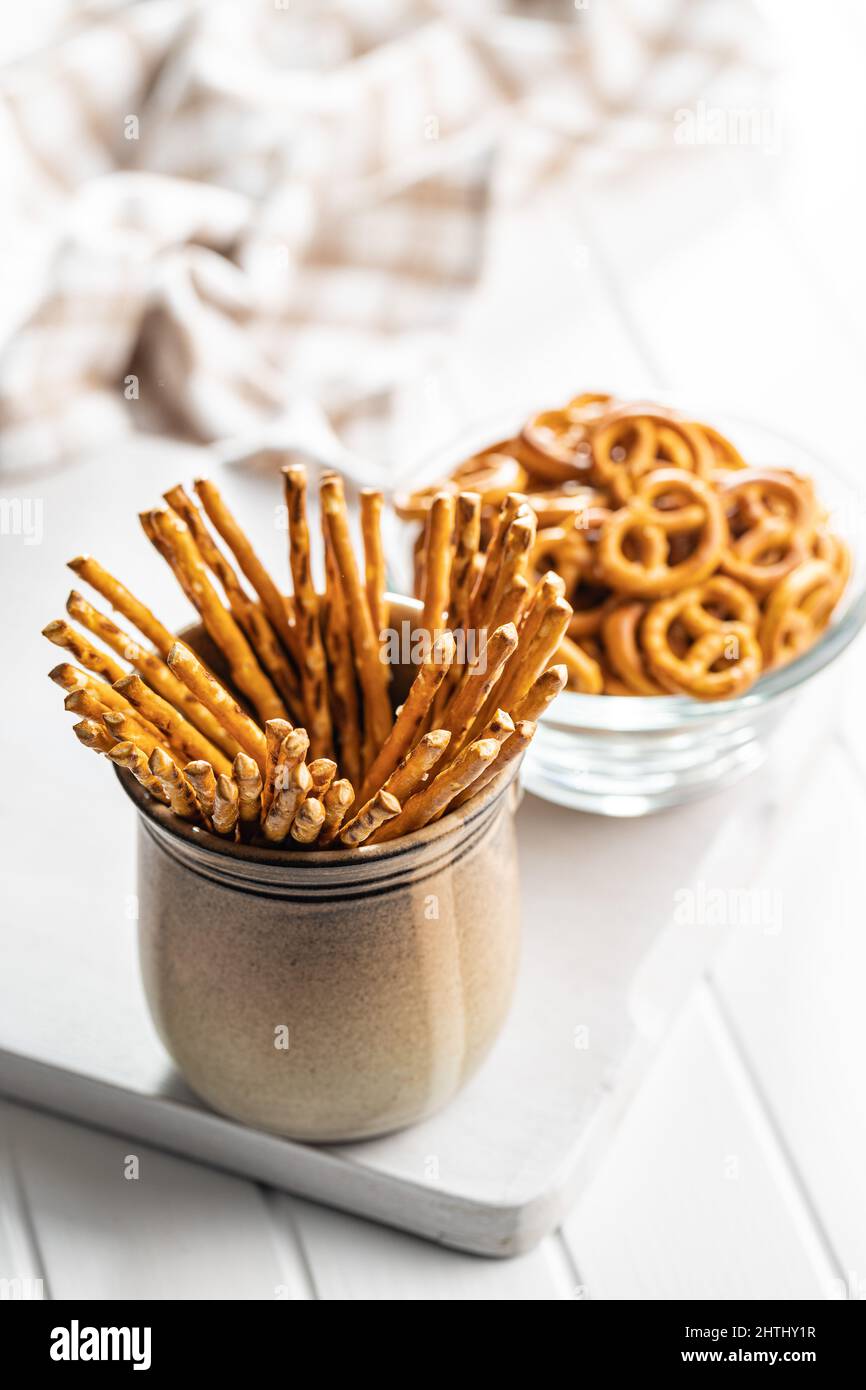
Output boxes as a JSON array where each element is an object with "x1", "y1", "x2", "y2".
[
  {"x1": 642, "y1": 584, "x2": 762, "y2": 698},
  {"x1": 718, "y1": 470, "x2": 817, "y2": 594},
  {"x1": 589, "y1": 406, "x2": 715, "y2": 505},
  {"x1": 394, "y1": 450, "x2": 528, "y2": 522},
  {"x1": 597, "y1": 468, "x2": 727, "y2": 597},
  {"x1": 601, "y1": 603, "x2": 666, "y2": 696},
  {"x1": 518, "y1": 408, "x2": 594, "y2": 483},
  {"x1": 759, "y1": 559, "x2": 839, "y2": 668}
]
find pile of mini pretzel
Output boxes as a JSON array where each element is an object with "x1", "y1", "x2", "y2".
[
  {"x1": 396, "y1": 393, "x2": 851, "y2": 699},
  {"x1": 44, "y1": 469, "x2": 569, "y2": 847}
]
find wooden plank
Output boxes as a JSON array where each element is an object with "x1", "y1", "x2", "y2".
[{"x1": 562, "y1": 987, "x2": 837, "y2": 1300}]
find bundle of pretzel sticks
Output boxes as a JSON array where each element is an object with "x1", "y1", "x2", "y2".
[
  {"x1": 44, "y1": 468, "x2": 569, "y2": 848},
  {"x1": 397, "y1": 393, "x2": 851, "y2": 700}
]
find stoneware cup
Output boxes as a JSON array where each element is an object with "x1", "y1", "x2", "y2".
[{"x1": 116, "y1": 598, "x2": 522, "y2": 1142}]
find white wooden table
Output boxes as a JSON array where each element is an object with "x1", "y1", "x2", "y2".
[{"x1": 2, "y1": 0, "x2": 866, "y2": 1299}]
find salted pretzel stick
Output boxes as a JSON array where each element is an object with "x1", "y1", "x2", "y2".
[
  {"x1": 451, "y1": 720, "x2": 536, "y2": 809},
  {"x1": 488, "y1": 515, "x2": 536, "y2": 623},
  {"x1": 148, "y1": 747, "x2": 200, "y2": 820},
  {"x1": 167, "y1": 642, "x2": 267, "y2": 772},
  {"x1": 73, "y1": 717, "x2": 116, "y2": 755},
  {"x1": 107, "y1": 741, "x2": 171, "y2": 804},
  {"x1": 491, "y1": 573, "x2": 530, "y2": 633},
  {"x1": 320, "y1": 474, "x2": 392, "y2": 753},
  {"x1": 518, "y1": 570, "x2": 566, "y2": 642},
  {"x1": 421, "y1": 492, "x2": 455, "y2": 637},
  {"x1": 282, "y1": 466, "x2": 333, "y2": 758},
  {"x1": 262, "y1": 718, "x2": 293, "y2": 816},
  {"x1": 360, "y1": 489, "x2": 387, "y2": 639},
  {"x1": 103, "y1": 711, "x2": 179, "y2": 766},
  {"x1": 291, "y1": 796, "x2": 326, "y2": 845},
  {"x1": 322, "y1": 532, "x2": 362, "y2": 789},
  {"x1": 440, "y1": 622, "x2": 518, "y2": 764},
  {"x1": 355, "y1": 630, "x2": 456, "y2": 806},
  {"x1": 164, "y1": 484, "x2": 301, "y2": 715},
  {"x1": 470, "y1": 493, "x2": 525, "y2": 628},
  {"x1": 495, "y1": 597, "x2": 572, "y2": 715},
  {"x1": 340, "y1": 789, "x2": 401, "y2": 847},
  {"x1": 511, "y1": 664, "x2": 567, "y2": 723},
  {"x1": 308, "y1": 758, "x2": 337, "y2": 800},
  {"x1": 63, "y1": 686, "x2": 162, "y2": 743},
  {"x1": 318, "y1": 779, "x2": 355, "y2": 847},
  {"x1": 379, "y1": 729, "x2": 451, "y2": 806},
  {"x1": 193, "y1": 478, "x2": 301, "y2": 666},
  {"x1": 372, "y1": 738, "x2": 500, "y2": 843},
  {"x1": 114, "y1": 674, "x2": 232, "y2": 775},
  {"x1": 62, "y1": 590, "x2": 238, "y2": 760},
  {"x1": 43, "y1": 620, "x2": 126, "y2": 685},
  {"x1": 263, "y1": 758, "x2": 312, "y2": 844},
  {"x1": 146, "y1": 509, "x2": 287, "y2": 725},
  {"x1": 212, "y1": 774, "x2": 240, "y2": 837},
  {"x1": 449, "y1": 492, "x2": 482, "y2": 633},
  {"x1": 183, "y1": 761, "x2": 217, "y2": 823},
  {"x1": 480, "y1": 708, "x2": 515, "y2": 747},
  {"x1": 233, "y1": 753, "x2": 263, "y2": 840},
  {"x1": 68, "y1": 556, "x2": 176, "y2": 658}
]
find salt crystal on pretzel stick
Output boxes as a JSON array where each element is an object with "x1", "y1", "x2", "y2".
[
  {"x1": 262, "y1": 718, "x2": 293, "y2": 817},
  {"x1": 147, "y1": 508, "x2": 288, "y2": 726},
  {"x1": 451, "y1": 720, "x2": 536, "y2": 810},
  {"x1": 212, "y1": 773, "x2": 240, "y2": 837},
  {"x1": 379, "y1": 729, "x2": 451, "y2": 807},
  {"x1": 318, "y1": 778, "x2": 355, "y2": 847},
  {"x1": 360, "y1": 488, "x2": 387, "y2": 644},
  {"x1": 164, "y1": 484, "x2": 301, "y2": 716},
  {"x1": 372, "y1": 738, "x2": 500, "y2": 843},
  {"x1": 511, "y1": 664, "x2": 567, "y2": 723},
  {"x1": 438, "y1": 622, "x2": 518, "y2": 766},
  {"x1": 114, "y1": 673, "x2": 232, "y2": 775},
  {"x1": 67, "y1": 556, "x2": 176, "y2": 657},
  {"x1": 62, "y1": 590, "x2": 240, "y2": 761},
  {"x1": 183, "y1": 761, "x2": 217, "y2": 822},
  {"x1": 421, "y1": 492, "x2": 455, "y2": 639},
  {"x1": 282, "y1": 466, "x2": 333, "y2": 758},
  {"x1": 107, "y1": 741, "x2": 170, "y2": 805},
  {"x1": 355, "y1": 630, "x2": 456, "y2": 807},
  {"x1": 340, "y1": 789, "x2": 401, "y2": 847},
  {"x1": 291, "y1": 796, "x2": 326, "y2": 845},
  {"x1": 148, "y1": 747, "x2": 200, "y2": 821},
  {"x1": 167, "y1": 642, "x2": 267, "y2": 773},
  {"x1": 43, "y1": 620, "x2": 127, "y2": 685},
  {"x1": 263, "y1": 757, "x2": 312, "y2": 845},
  {"x1": 73, "y1": 716, "x2": 117, "y2": 755},
  {"x1": 233, "y1": 752, "x2": 263, "y2": 841},
  {"x1": 193, "y1": 477, "x2": 302, "y2": 667},
  {"x1": 321, "y1": 530, "x2": 362, "y2": 790},
  {"x1": 320, "y1": 474, "x2": 392, "y2": 754}
]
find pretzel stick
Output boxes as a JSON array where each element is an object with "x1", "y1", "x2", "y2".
[
  {"x1": 62, "y1": 590, "x2": 238, "y2": 760},
  {"x1": 212, "y1": 774, "x2": 240, "y2": 837},
  {"x1": 488, "y1": 515, "x2": 536, "y2": 622},
  {"x1": 519, "y1": 570, "x2": 566, "y2": 641},
  {"x1": 263, "y1": 758, "x2": 312, "y2": 844},
  {"x1": 282, "y1": 466, "x2": 333, "y2": 758},
  {"x1": 360, "y1": 489, "x2": 387, "y2": 639},
  {"x1": 449, "y1": 492, "x2": 482, "y2": 633},
  {"x1": 103, "y1": 711, "x2": 180, "y2": 766},
  {"x1": 379, "y1": 729, "x2": 451, "y2": 806},
  {"x1": 107, "y1": 741, "x2": 171, "y2": 804},
  {"x1": 73, "y1": 717, "x2": 117, "y2": 755},
  {"x1": 372, "y1": 738, "x2": 500, "y2": 843},
  {"x1": 308, "y1": 758, "x2": 337, "y2": 800},
  {"x1": 167, "y1": 642, "x2": 267, "y2": 772},
  {"x1": 114, "y1": 674, "x2": 232, "y2": 775},
  {"x1": 183, "y1": 761, "x2": 217, "y2": 823},
  {"x1": 164, "y1": 484, "x2": 301, "y2": 715},
  {"x1": 233, "y1": 753, "x2": 263, "y2": 840},
  {"x1": 291, "y1": 796, "x2": 325, "y2": 846},
  {"x1": 43, "y1": 620, "x2": 126, "y2": 685},
  {"x1": 320, "y1": 474, "x2": 392, "y2": 753},
  {"x1": 495, "y1": 597, "x2": 572, "y2": 714},
  {"x1": 340, "y1": 789, "x2": 401, "y2": 847},
  {"x1": 262, "y1": 718, "x2": 293, "y2": 817},
  {"x1": 451, "y1": 719, "x2": 536, "y2": 809},
  {"x1": 421, "y1": 492, "x2": 455, "y2": 638},
  {"x1": 470, "y1": 493, "x2": 524, "y2": 628},
  {"x1": 318, "y1": 779, "x2": 355, "y2": 847},
  {"x1": 146, "y1": 509, "x2": 287, "y2": 725},
  {"x1": 67, "y1": 556, "x2": 176, "y2": 658},
  {"x1": 491, "y1": 573, "x2": 530, "y2": 633},
  {"x1": 355, "y1": 630, "x2": 456, "y2": 806},
  {"x1": 63, "y1": 686, "x2": 162, "y2": 743},
  {"x1": 511, "y1": 663, "x2": 567, "y2": 723},
  {"x1": 480, "y1": 708, "x2": 515, "y2": 746},
  {"x1": 148, "y1": 747, "x2": 200, "y2": 820},
  {"x1": 439, "y1": 622, "x2": 518, "y2": 764},
  {"x1": 193, "y1": 478, "x2": 301, "y2": 665},
  {"x1": 322, "y1": 530, "x2": 362, "y2": 789}
]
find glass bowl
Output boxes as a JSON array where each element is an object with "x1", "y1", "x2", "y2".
[{"x1": 391, "y1": 404, "x2": 866, "y2": 816}]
